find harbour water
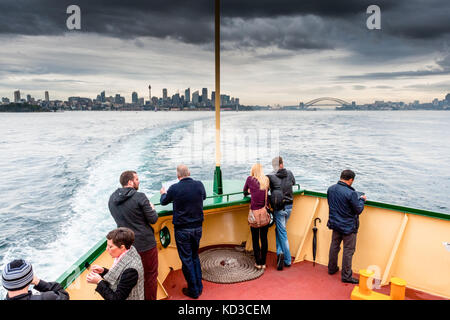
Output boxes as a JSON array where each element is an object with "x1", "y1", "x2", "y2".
[{"x1": 0, "y1": 110, "x2": 449, "y2": 296}]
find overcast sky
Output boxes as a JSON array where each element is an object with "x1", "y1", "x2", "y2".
[{"x1": 0, "y1": 0, "x2": 449, "y2": 105}]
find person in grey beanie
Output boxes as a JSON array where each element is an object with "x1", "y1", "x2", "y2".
[{"x1": 2, "y1": 259, "x2": 69, "y2": 300}]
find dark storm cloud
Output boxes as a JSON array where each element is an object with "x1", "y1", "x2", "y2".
[
  {"x1": 0, "y1": 0, "x2": 443, "y2": 46},
  {"x1": 221, "y1": 15, "x2": 335, "y2": 51},
  {"x1": 381, "y1": 0, "x2": 450, "y2": 40},
  {"x1": 338, "y1": 53, "x2": 450, "y2": 81},
  {"x1": 1, "y1": 0, "x2": 450, "y2": 82},
  {"x1": 340, "y1": 68, "x2": 450, "y2": 81},
  {"x1": 0, "y1": 0, "x2": 214, "y2": 43},
  {"x1": 221, "y1": 0, "x2": 399, "y2": 18},
  {"x1": 0, "y1": 0, "x2": 397, "y2": 36}
]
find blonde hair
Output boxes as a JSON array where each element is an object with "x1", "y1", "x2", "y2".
[{"x1": 250, "y1": 163, "x2": 269, "y2": 191}]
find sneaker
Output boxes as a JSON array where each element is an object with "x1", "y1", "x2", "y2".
[
  {"x1": 342, "y1": 277, "x2": 359, "y2": 284},
  {"x1": 277, "y1": 253, "x2": 284, "y2": 271}
]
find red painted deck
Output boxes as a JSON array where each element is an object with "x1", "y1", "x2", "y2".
[{"x1": 163, "y1": 251, "x2": 446, "y2": 300}]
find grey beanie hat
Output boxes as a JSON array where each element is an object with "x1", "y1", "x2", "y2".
[{"x1": 2, "y1": 259, "x2": 34, "y2": 291}]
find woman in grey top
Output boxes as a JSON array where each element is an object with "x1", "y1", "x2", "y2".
[{"x1": 86, "y1": 227, "x2": 145, "y2": 300}]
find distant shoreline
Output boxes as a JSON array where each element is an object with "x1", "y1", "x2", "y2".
[
  {"x1": 0, "y1": 103, "x2": 51, "y2": 112},
  {"x1": 1, "y1": 103, "x2": 449, "y2": 112},
  {"x1": 1, "y1": 109, "x2": 449, "y2": 113}
]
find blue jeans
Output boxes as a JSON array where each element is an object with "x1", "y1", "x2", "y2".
[
  {"x1": 274, "y1": 204, "x2": 293, "y2": 265},
  {"x1": 175, "y1": 226, "x2": 203, "y2": 297}
]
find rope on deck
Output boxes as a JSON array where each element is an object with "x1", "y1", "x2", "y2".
[{"x1": 200, "y1": 247, "x2": 264, "y2": 283}]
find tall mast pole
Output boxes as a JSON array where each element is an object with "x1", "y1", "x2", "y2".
[{"x1": 213, "y1": 0, "x2": 223, "y2": 194}]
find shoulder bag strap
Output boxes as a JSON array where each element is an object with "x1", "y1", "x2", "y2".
[{"x1": 265, "y1": 188, "x2": 268, "y2": 208}]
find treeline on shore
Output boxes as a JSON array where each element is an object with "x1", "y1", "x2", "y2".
[{"x1": 0, "y1": 103, "x2": 50, "y2": 112}]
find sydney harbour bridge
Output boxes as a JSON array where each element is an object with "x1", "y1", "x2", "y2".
[{"x1": 299, "y1": 97, "x2": 352, "y2": 109}]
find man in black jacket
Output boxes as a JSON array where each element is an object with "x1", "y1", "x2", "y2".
[
  {"x1": 268, "y1": 156, "x2": 296, "y2": 271},
  {"x1": 2, "y1": 259, "x2": 69, "y2": 300},
  {"x1": 108, "y1": 170, "x2": 158, "y2": 300},
  {"x1": 327, "y1": 169, "x2": 366, "y2": 284},
  {"x1": 160, "y1": 164, "x2": 206, "y2": 299}
]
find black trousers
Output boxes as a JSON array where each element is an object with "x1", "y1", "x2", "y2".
[
  {"x1": 250, "y1": 225, "x2": 269, "y2": 265},
  {"x1": 328, "y1": 230, "x2": 357, "y2": 281}
]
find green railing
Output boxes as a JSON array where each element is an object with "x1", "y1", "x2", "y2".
[
  {"x1": 56, "y1": 238, "x2": 106, "y2": 289},
  {"x1": 56, "y1": 184, "x2": 449, "y2": 289},
  {"x1": 301, "y1": 190, "x2": 450, "y2": 222},
  {"x1": 153, "y1": 184, "x2": 302, "y2": 206}
]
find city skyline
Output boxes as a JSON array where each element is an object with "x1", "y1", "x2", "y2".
[
  {"x1": 4, "y1": 87, "x2": 448, "y2": 112},
  {"x1": 2, "y1": 86, "x2": 240, "y2": 105},
  {"x1": 0, "y1": 1, "x2": 449, "y2": 105},
  {"x1": 3, "y1": 87, "x2": 450, "y2": 108}
]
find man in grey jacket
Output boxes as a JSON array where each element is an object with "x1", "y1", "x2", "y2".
[{"x1": 108, "y1": 170, "x2": 158, "y2": 300}]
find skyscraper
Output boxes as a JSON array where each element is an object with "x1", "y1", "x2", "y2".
[
  {"x1": 14, "y1": 90, "x2": 20, "y2": 103},
  {"x1": 220, "y1": 94, "x2": 229, "y2": 106},
  {"x1": 45, "y1": 91, "x2": 49, "y2": 102},
  {"x1": 132, "y1": 91, "x2": 138, "y2": 104},
  {"x1": 185, "y1": 88, "x2": 191, "y2": 102},
  {"x1": 101, "y1": 91, "x2": 106, "y2": 102},
  {"x1": 163, "y1": 88, "x2": 168, "y2": 101},
  {"x1": 173, "y1": 93, "x2": 180, "y2": 106},
  {"x1": 192, "y1": 90, "x2": 199, "y2": 104},
  {"x1": 202, "y1": 88, "x2": 208, "y2": 104}
]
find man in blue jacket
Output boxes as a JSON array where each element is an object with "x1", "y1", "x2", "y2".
[
  {"x1": 327, "y1": 169, "x2": 366, "y2": 284},
  {"x1": 160, "y1": 164, "x2": 206, "y2": 299}
]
